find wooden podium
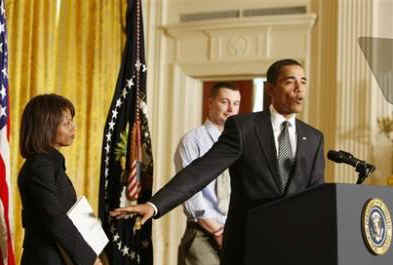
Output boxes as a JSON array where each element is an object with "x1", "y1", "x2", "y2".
[{"x1": 244, "y1": 184, "x2": 393, "y2": 265}]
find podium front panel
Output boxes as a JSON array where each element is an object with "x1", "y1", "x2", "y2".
[{"x1": 244, "y1": 184, "x2": 393, "y2": 265}]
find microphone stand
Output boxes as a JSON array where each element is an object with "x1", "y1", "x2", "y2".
[{"x1": 355, "y1": 161, "x2": 376, "y2": 184}]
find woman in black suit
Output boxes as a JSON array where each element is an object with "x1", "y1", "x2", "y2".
[{"x1": 18, "y1": 94, "x2": 102, "y2": 265}]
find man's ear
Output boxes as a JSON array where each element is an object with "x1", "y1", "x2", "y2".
[
  {"x1": 264, "y1": 81, "x2": 273, "y2": 97},
  {"x1": 207, "y1": 96, "x2": 213, "y2": 106}
]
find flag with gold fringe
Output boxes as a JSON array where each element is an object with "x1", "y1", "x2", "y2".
[{"x1": 98, "y1": 0, "x2": 153, "y2": 264}]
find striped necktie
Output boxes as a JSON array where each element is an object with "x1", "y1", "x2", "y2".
[{"x1": 278, "y1": 121, "x2": 294, "y2": 192}]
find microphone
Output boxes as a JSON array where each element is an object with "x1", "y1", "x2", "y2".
[
  {"x1": 327, "y1": 150, "x2": 376, "y2": 184},
  {"x1": 327, "y1": 150, "x2": 365, "y2": 167}
]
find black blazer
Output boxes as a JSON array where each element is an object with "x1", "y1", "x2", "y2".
[
  {"x1": 18, "y1": 148, "x2": 96, "y2": 265},
  {"x1": 150, "y1": 110, "x2": 325, "y2": 265}
]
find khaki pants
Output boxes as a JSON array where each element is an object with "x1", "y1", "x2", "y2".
[{"x1": 178, "y1": 223, "x2": 221, "y2": 265}]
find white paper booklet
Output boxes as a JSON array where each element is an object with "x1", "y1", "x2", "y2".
[{"x1": 67, "y1": 196, "x2": 109, "y2": 255}]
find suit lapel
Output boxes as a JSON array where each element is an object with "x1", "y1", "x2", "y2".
[{"x1": 254, "y1": 111, "x2": 281, "y2": 189}]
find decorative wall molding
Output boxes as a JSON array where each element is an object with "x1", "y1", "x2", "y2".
[
  {"x1": 161, "y1": 14, "x2": 316, "y2": 77},
  {"x1": 164, "y1": 14, "x2": 316, "y2": 32}
]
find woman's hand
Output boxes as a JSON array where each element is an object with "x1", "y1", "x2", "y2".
[{"x1": 110, "y1": 203, "x2": 155, "y2": 225}]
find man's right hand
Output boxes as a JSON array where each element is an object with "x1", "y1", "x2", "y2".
[
  {"x1": 214, "y1": 234, "x2": 223, "y2": 249},
  {"x1": 110, "y1": 203, "x2": 155, "y2": 225}
]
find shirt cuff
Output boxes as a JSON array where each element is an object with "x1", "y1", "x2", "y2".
[
  {"x1": 194, "y1": 208, "x2": 217, "y2": 220},
  {"x1": 147, "y1": 202, "x2": 158, "y2": 216}
]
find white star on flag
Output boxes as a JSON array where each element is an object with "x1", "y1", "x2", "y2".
[
  {"x1": 126, "y1": 78, "x2": 134, "y2": 88},
  {"x1": 115, "y1": 99, "x2": 122, "y2": 108},
  {"x1": 0, "y1": 106, "x2": 5, "y2": 117},
  {"x1": 108, "y1": 120, "x2": 115, "y2": 130},
  {"x1": 122, "y1": 246, "x2": 129, "y2": 255},
  {"x1": 0, "y1": 85, "x2": 5, "y2": 99},
  {"x1": 106, "y1": 132, "x2": 112, "y2": 141},
  {"x1": 111, "y1": 109, "x2": 118, "y2": 119},
  {"x1": 105, "y1": 144, "x2": 110, "y2": 153},
  {"x1": 1, "y1": 67, "x2": 7, "y2": 78},
  {"x1": 122, "y1": 87, "x2": 128, "y2": 98}
]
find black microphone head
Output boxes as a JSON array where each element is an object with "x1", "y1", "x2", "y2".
[{"x1": 327, "y1": 150, "x2": 344, "y2": 163}]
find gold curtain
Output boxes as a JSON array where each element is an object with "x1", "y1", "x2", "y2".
[{"x1": 6, "y1": 0, "x2": 127, "y2": 262}]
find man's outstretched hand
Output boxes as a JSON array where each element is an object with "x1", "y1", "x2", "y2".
[{"x1": 110, "y1": 203, "x2": 155, "y2": 225}]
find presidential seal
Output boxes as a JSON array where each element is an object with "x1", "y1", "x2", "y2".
[{"x1": 361, "y1": 198, "x2": 392, "y2": 255}]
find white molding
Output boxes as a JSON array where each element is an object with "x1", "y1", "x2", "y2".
[
  {"x1": 162, "y1": 14, "x2": 316, "y2": 33},
  {"x1": 178, "y1": 58, "x2": 306, "y2": 78},
  {"x1": 160, "y1": 14, "x2": 316, "y2": 78}
]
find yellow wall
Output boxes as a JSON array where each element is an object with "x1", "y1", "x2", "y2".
[{"x1": 6, "y1": 0, "x2": 127, "y2": 262}]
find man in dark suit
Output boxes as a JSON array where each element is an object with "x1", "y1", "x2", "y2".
[{"x1": 111, "y1": 58, "x2": 325, "y2": 265}]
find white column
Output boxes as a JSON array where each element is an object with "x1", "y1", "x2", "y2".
[{"x1": 334, "y1": 0, "x2": 373, "y2": 183}]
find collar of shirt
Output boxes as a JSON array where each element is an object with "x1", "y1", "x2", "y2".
[
  {"x1": 204, "y1": 119, "x2": 222, "y2": 142},
  {"x1": 269, "y1": 105, "x2": 296, "y2": 130},
  {"x1": 269, "y1": 105, "x2": 297, "y2": 156}
]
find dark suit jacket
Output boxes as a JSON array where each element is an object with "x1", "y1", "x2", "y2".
[
  {"x1": 18, "y1": 148, "x2": 96, "y2": 265},
  {"x1": 150, "y1": 110, "x2": 325, "y2": 265}
]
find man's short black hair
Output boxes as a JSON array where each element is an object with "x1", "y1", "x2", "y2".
[
  {"x1": 210, "y1": 82, "x2": 239, "y2": 98},
  {"x1": 266, "y1": 59, "x2": 303, "y2": 84}
]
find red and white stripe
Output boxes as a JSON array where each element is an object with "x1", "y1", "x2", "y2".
[
  {"x1": 127, "y1": 160, "x2": 141, "y2": 200},
  {"x1": 0, "y1": 105, "x2": 14, "y2": 265}
]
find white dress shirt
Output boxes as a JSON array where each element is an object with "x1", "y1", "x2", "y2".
[{"x1": 269, "y1": 105, "x2": 297, "y2": 156}]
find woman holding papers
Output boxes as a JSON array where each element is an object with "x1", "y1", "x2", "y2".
[{"x1": 18, "y1": 94, "x2": 102, "y2": 265}]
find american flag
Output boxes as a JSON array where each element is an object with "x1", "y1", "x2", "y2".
[
  {"x1": 98, "y1": 0, "x2": 153, "y2": 264},
  {"x1": 0, "y1": 1, "x2": 15, "y2": 265}
]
